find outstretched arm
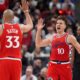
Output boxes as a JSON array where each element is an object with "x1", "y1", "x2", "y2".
[
  {"x1": 20, "y1": 0, "x2": 33, "y2": 33},
  {"x1": 36, "y1": 18, "x2": 51, "y2": 48},
  {"x1": 68, "y1": 35, "x2": 80, "y2": 54}
]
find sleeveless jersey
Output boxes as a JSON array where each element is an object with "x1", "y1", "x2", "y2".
[
  {"x1": 0, "y1": 23, "x2": 23, "y2": 58},
  {"x1": 50, "y1": 33, "x2": 70, "y2": 61}
]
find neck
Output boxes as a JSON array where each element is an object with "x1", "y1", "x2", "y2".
[
  {"x1": 57, "y1": 32, "x2": 65, "y2": 35},
  {"x1": 3, "y1": 20, "x2": 13, "y2": 24}
]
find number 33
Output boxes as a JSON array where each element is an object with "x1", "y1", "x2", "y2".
[{"x1": 6, "y1": 36, "x2": 20, "y2": 48}]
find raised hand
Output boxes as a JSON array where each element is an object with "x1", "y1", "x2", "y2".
[
  {"x1": 36, "y1": 18, "x2": 44, "y2": 30},
  {"x1": 21, "y1": 0, "x2": 29, "y2": 12}
]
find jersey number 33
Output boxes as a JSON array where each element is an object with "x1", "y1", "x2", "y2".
[{"x1": 6, "y1": 36, "x2": 20, "y2": 48}]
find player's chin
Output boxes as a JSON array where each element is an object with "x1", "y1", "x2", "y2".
[{"x1": 56, "y1": 29, "x2": 61, "y2": 32}]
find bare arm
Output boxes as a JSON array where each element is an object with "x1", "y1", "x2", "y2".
[
  {"x1": 70, "y1": 46, "x2": 75, "y2": 68},
  {"x1": 68, "y1": 35, "x2": 80, "y2": 54},
  {"x1": 20, "y1": 0, "x2": 33, "y2": 33},
  {"x1": 36, "y1": 19, "x2": 51, "y2": 48},
  {"x1": 0, "y1": 25, "x2": 4, "y2": 36}
]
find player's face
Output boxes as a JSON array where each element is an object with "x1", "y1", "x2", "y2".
[{"x1": 56, "y1": 20, "x2": 66, "y2": 34}]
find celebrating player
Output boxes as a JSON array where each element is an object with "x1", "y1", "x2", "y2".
[{"x1": 36, "y1": 16, "x2": 80, "y2": 80}]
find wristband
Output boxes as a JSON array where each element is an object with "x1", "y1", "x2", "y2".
[{"x1": 24, "y1": 10, "x2": 29, "y2": 13}]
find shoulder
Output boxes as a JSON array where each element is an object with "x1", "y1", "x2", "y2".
[
  {"x1": 18, "y1": 24, "x2": 23, "y2": 29},
  {"x1": 67, "y1": 34, "x2": 76, "y2": 43},
  {"x1": 19, "y1": 24, "x2": 23, "y2": 27},
  {"x1": 17, "y1": 24, "x2": 24, "y2": 32},
  {"x1": 68, "y1": 34, "x2": 76, "y2": 40},
  {"x1": 47, "y1": 33, "x2": 56, "y2": 43},
  {"x1": 50, "y1": 33, "x2": 56, "y2": 40}
]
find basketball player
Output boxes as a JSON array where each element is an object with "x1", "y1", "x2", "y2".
[
  {"x1": 0, "y1": 0, "x2": 33, "y2": 80},
  {"x1": 36, "y1": 16, "x2": 80, "y2": 80}
]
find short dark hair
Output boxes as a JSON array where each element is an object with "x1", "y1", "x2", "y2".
[{"x1": 56, "y1": 15, "x2": 68, "y2": 26}]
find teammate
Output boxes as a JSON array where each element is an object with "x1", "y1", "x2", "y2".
[
  {"x1": 36, "y1": 16, "x2": 80, "y2": 80},
  {"x1": 0, "y1": 0, "x2": 33, "y2": 80}
]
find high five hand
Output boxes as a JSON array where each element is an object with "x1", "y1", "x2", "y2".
[
  {"x1": 21, "y1": 0, "x2": 29, "y2": 13},
  {"x1": 36, "y1": 18, "x2": 45, "y2": 30}
]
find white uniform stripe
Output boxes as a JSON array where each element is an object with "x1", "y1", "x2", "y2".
[
  {"x1": 50, "y1": 61, "x2": 70, "y2": 64},
  {"x1": 0, "y1": 57, "x2": 21, "y2": 61}
]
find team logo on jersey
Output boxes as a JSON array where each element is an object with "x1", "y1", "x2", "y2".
[
  {"x1": 47, "y1": 77, "x2": 53, "y2": 80},
  {"x1": 52, "y1": 41, "x2": 65, "y2": 48}
]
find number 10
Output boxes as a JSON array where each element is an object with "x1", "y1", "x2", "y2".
[{"x1": 57, "y1": 48, "x2": 64, "y2": 54}]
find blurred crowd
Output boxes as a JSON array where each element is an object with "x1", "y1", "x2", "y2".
[{"x1": 0, "y1": 0, "x2": 80, "y2": 80}]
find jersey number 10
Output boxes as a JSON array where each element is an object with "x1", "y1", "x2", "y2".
[{"x1": 57, "y1": 48, "x2": 64, "y2": 54}]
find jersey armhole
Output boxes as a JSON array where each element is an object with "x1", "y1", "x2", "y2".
[
  {"x1": 65, "y1": 34, "x2": 72, "y2": 45},
  {"x1": 18, "y1": 24, "x2": 23, "y2": 33},
  {"x1": 2, "y1": 24, "x2": 4, "y2": 29},
  {"x1": 0, "y1": 24, "x2": 4, "y2": 36}
]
